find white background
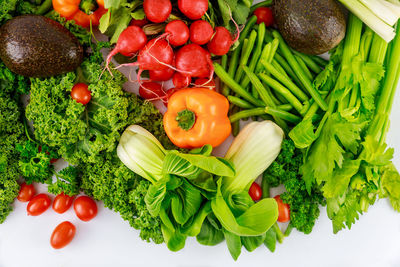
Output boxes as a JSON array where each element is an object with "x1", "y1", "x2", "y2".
[{"x1": 2, "y1": 2, "x2": 400, "y2": 266}]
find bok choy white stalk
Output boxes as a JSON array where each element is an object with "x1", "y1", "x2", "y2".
[
  {"x1": 223, "y1": 121, "x2": 284, "y2": 193},
  {"x1": 338, "y1": 0, "x2": 400, "y2": 42},
  {"x1": 117, "y1": 125, "x2": 166, "y2": 184}
]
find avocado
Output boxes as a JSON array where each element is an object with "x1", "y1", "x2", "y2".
[
  {"x1": 0, "y1": 15, "x2": 84, "y2": 77},
  {"x1": 274, "y1": 0, "x2": 346, "y2": 55}
]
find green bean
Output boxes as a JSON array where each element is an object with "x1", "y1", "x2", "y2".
[
  {"x1": 261, "y1": 60, "x2": 309, "y2": 102},
  {"x1": 228, "y1": 96, "x2": 254, "y2": 109},
  {"x1": 261, "y1": 175, "x2": 271, "y2": 198},
  {"x1": 220, "y1": 54, "x2": 228, "y2": 91},
  {"x1": 243, "y1": 66, "x2": 275, "y2": 107},
  {"x1": 259, "y1": 73, "x2": 304, "y2": 114},
  {"x1": 278, "y1": 104, "x2": 293, "y2": 111},
  {"x1": 294, "y1": 54, "x2": 314, "y2": 80},
  {"x1": 310, "y1": 55, "x2": 329, "y2": 67},
  {"x1": 229, "y1": 107, "x2": 301, "y2": 123},
  {"x1": 267, "y1": 38, "x2": 280, "y2": 63},
  {"x1": 222, "y1": 16, "x2": 257, "y2": 96},
  {"x1": 235, "y1": 30, "x2": 258, "y2": 82},
  {"x1": 292, "y1": 50, "x2": 322, "y2": 74},
  {"x1": 250, "y1": 0, "x2": 273, "y2": 13},
  {"x1": 274, "y1": 54, "x2": 305, "y2": 92},
  {"x1": 272, "y1": 59, "x2": 290, "y2": 79},
  {"x1": 272, "y1": 30, "x2": 328, "y2": 111},
  {"x1": 240, "y1": 23, "x2": 266, "y2": 88},
  {"x1": 214, "y1": 63, "x2": 264, "y2": 106}
]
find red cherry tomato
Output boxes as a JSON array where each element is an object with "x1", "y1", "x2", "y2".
[
  {"x1": 139, "y1": 82, "x2": 166, "y2": 100},
  {"x1": 74, "y1": 196, "x2": 98, "y2": 222},
  {"x1": 253, "y1": 7, "x2": 274, "y2": 26},
  {"x1": 274, "y1": 195, "x2": 290, "y2": 223},
  {"x1": 50, "y1": 221, "x2": 76, "y2": 249},
  {"x1": 71, "y1": 83, "x2": 91, "y2": 105},
  {"x1": 248, "y1": 182, "x2": 262, "y2": 201},
  {"x1": 17, "y1": 182, "x2": 35, "y2": 202},
  {"x1": 194, "y1": 78, "x2": 216, "y2": 91},
  {"x1": 53, "y1": 193, "x2": 75, "y2": 214},
  {"x1": 129, "y1": 18, "x2": 149, "y2": 27},
  {"x1": 27, "y1": 194, "x2": 51, "y2": 216}
]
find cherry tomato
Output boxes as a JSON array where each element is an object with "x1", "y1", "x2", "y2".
[
  {"x1": 194, "y1": 78, "x2": 216, "y2": 91},
  {"x1": 50, "y1": 221, "x2": 76, "y2": 249},
  {"x1": 274, "y1": 195, "x2": 290, "y2": 223},
  {"x1": 27, "y1": 194, "x2": 51, "y2": 216},
  {"x1": 139, "y1": 82, "x2": 166, "y2": 100},
  {"x1": 253, "y1": 7, "x2": 274, "y2": 26},
  {"x1": 74, "y1": 196, "x2": 98, "y2": 222},
  {"x1": 53, "y1": 193, "x2": 75, "y2": 214},
  {"x1": 129, "y1": 18, "x2": 149, "y2": 27},
  {"x1": 17, "y1": 182, "x2": 35, "y2": 202},
  {"x1": 248, "y1": 182, "x2": 262, "y2": 201},
  {"x1": 71, "y1": 83, "x2": 91, "y2": 105}
]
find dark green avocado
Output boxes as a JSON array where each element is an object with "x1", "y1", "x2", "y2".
[
  {"x1": 0, "y1": 15, "x2": 84, "y2": 77},
  {"x1": 274, "y1": 0, "x2": 346, "y2": 55}
]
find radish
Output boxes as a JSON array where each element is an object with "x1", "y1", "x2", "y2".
[
  {"x1": 194, "y1": 78, "x2": 216, "y2": 91},
  {"x1": 175, "y1": 44, "x2": 213, "y2": 78},
  {"x1": 139, "y1": 82, "x2": 166, "y2": 100},
  {"x1": 189, "y1": 20, "x2": 214, "y2": 45},
  {"x1": 173, "y1": 72, "x2": 191, "y2": 88},
  {"x1": 164, "y1": 20, "x2": 190, "y2": 46},
  {"x1": 105, "y1": 26, "x2": 147, "y2": 73},
  {"x1": 137, "y1": 39, "x2": 174, "y2": 71},
  {"x1": 144, "y1": 0, "x2": 172, "y2": 23},
  {"x1": 207, "y1": 26, "x2": 236, "y2": 56},
  {"x1": 178, "y1": 0, "x2": 208, "y2": 20},
  {"x1": 130, "y1": 18, "x2": 149, "y2": 27},
  {"x1": 149, "y1": 66, "x2": 175, "y2": 81}
]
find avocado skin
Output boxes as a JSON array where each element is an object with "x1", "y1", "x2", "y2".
[
  {"x1": 0, "y1": 15, "x2": 83, "y2": 77},
  {"x1": 274, "y1": 0, "x2": 346, "y2": 55}
]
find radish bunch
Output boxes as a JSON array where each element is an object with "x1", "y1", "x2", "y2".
[{"x1": 105, "y1": 0, "x2": 239, "y2": 104}]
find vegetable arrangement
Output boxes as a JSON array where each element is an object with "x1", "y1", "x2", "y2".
[{"x1": 1, "y1": 0, "x2": 400, "y2": 262}]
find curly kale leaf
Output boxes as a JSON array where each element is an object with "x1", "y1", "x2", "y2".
[
  {"x1": 263, "y1": 139, "x2": 325, "y2": 234},
  {"x1": 81, "y1": 152, "x2": 163, "y2": 244},
  {"x1": 48, "y1": 166, "x2": 81, "y2": 196}
]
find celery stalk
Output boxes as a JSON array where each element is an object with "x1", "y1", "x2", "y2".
[{"x1": 359, "y1": 0, "x2": 399, "y2": 26}]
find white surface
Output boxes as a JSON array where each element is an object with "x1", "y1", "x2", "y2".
[{"x1": 3, "y1": 6, "x2": 400, "y2": 267}]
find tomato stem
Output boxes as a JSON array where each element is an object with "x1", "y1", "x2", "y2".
[{"x1": 176, "y1": 109, "x2": 196, "y2": 131}]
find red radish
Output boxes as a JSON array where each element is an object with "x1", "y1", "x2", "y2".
[
  {"x1": 149, "y1": 67, "x2": 175, "y2": 81},
  {"x1": 105, "y1": 26, "x2": 147, "y2": 73},
  {"x1": 173, "y1": 72, "x2": 191, "y2": 88},
  {"x1": 139, "y1": 82, "x2": 166, "y2": 100},
  {"x1": 189, "y1": 20, "x2": 214, "y2": 45},
  {"x1": 144, "y1": 0, "x2": 172, "y2": 23},
  {"x1": 138, "y1": 39, "x2": 174, "y2": 71},
  {"x1": 130, "y1": 18, "x2": 149, "y2": 27},
  {"x1": 175, "y1": 44, "x2": 213, "y2": 78},
  {"x1": 194, "y1": 78, "x2": 216, "y2": 90},
  {"x1": 253, "y1": 7, "x2": 274, "y2": 26},
  {"x1": 164, "y1": 20, "x2": 190, "y2": 46},
  {"x1": 207, "y1": 26, "x2": 236, "y2": 56},
  {"x1": 178, "y1": 0, "x2": 208, "y2": 20}
]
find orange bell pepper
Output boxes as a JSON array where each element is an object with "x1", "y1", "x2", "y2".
[
  {"x1": 52, "y1": 0, "x2": 107, "y2": 28},
  {"x1": 164, "y1": 88, "x2": 231, "y2": 149}
]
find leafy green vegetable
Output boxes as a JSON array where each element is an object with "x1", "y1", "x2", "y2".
[
  {"x1": 0, "y1": 62, "x2": 27, "y2": 223},
  {"x1": 263, "y1": 139, "x2": 325, "y2": 235},
  {"x1": 48, "y1": 166, "x2": 81, "y2": 196}
]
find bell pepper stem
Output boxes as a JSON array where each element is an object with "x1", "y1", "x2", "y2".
[
  {"x1": 176, "y1": 109, "x2": 196, "y2": 131},
  {"x1": 80, "y1": 0, "x2": 98, "y2": 14}
]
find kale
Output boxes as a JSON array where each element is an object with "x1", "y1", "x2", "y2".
[{"x1": 263, "y1": 139, "x2": 325, "y2": 234}]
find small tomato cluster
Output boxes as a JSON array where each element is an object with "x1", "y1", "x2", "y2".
[{"x1": 17, "y1": 182, "x2": 97, "y2": 249}]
